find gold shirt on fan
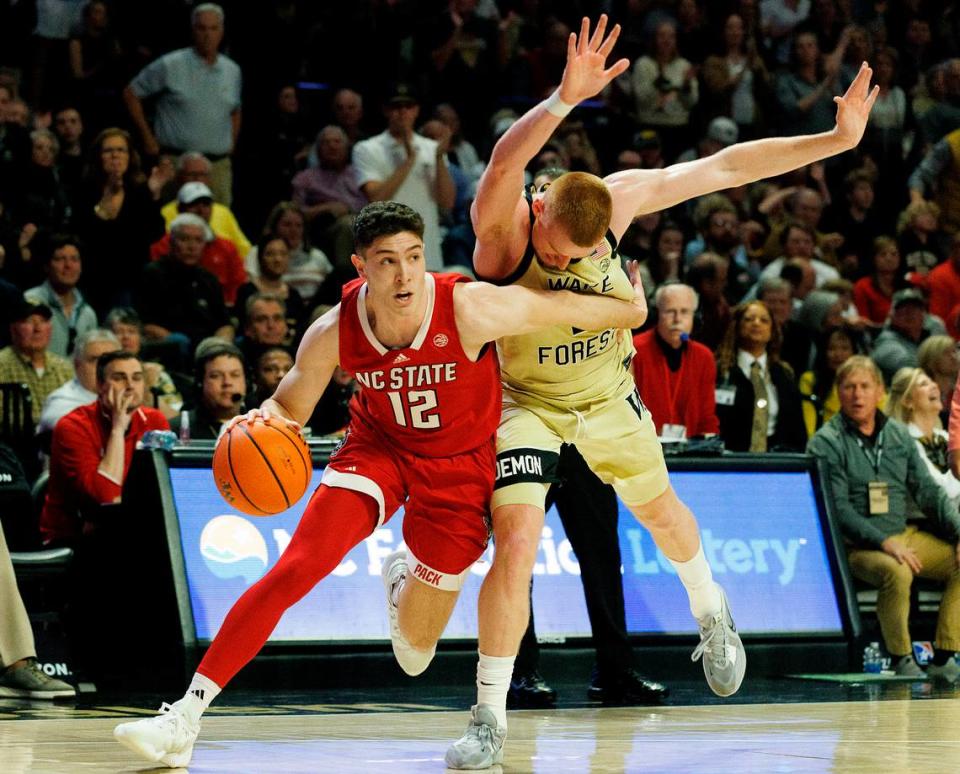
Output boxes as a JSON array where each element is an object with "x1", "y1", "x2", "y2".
[{"x1": 496, "y1": 229, "x2": 636, "y2": 409}]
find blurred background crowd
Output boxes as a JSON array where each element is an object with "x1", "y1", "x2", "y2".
[{"x1": 1, "y1": 0, "x2": 960, "y2": 521}]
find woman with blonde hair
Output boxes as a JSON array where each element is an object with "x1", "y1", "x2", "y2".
[
  {"x1": 918, "y1": 335, "x2": 959, "y2": 422},
  {"x1": 887, "y1": 366, "x2": 960, "y2": 505}
]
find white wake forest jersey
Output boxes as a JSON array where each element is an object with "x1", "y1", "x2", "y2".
[{"x1": 489, "y1": 200, "x2": 636, "y2": 408}]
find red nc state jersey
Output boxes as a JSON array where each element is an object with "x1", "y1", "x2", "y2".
[{"x1": 339, "y1": 272, "x2": 501, "y2": 457}]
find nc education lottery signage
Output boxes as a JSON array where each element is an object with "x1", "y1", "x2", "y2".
[{"x1": 170, "y1": 467, "x2": 844, "y2": 642}]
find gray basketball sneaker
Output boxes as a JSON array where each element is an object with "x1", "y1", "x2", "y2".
[
  {"x1": 691, "y1": 585, "x2": 746, "y2": 697},
  {"x1": 445, "y1": 703, "x2": 506, "y2": 770},
  {"x1": 381, "y1": 549, "x2": 435, "y2": 676}
]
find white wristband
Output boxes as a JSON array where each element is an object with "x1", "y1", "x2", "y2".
[{"x1": 544, "y1": 91, "x2": 575, "y2": 118}]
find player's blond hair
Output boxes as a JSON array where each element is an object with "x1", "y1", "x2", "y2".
[{"x1": 544, "y1": 172, "x2": 612, "y2": 248}]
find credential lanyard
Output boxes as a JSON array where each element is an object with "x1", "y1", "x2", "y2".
[{"x1": 855, "y1": 425, "x2": 884, "y2": 475}]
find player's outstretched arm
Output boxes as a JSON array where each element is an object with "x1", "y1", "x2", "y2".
[
  {"x1": 234, "y1": 306, "x2": 341, "y2": 430},
  {"x1": 472, "y1": 16, "x2": 629, "y2": 267},
  {"x1": 455, "y1": 279, "x2": 645, "y2": 352},
  {"x1": 604, "y1": 62, "x2": 880, "y2": 240}
]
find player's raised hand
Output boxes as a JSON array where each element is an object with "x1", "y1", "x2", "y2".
[
  {"x1": 833, "y1": 62, "x2": 879, "y2": 149},
  {"x1": 557, "y1": 16, "x2": 631, "y2": 106}
]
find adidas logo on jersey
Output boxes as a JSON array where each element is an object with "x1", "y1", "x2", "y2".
[{"x1": 393, "y1": 353, "x2": 410, "y2": 363}]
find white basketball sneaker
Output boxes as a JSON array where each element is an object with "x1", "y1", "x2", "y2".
[
  {"x1": 381, "y1": 549, "x2": 435, "y2": 676},
  {"x1": 445, "y1": 703, "x2": 506, "y2": 769},
  {"x1": 113, "y1": 699, "x2": 200, "y2": 768},
  {"x1": 691, "y1": 585, "x2": 746, "y2": 697}
]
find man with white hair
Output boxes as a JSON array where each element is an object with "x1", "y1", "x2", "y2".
[
  {"x1": 38, "y1": 328, "x2": 120, "y2": 434},
  {"x1": 632, "y1": 283, "x2": 719, "y2": 439},
  {"x1": 124, "y1": 3, "x2": 241, "y2": 204},
  {"x1": 136, "y1": 213, "x2": 234, "y2": 350}
]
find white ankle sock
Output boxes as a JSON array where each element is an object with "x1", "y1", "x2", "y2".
[
  {"x1": 476, "y1": 652, "x2": 514, "y2": 729},
  {"x1": 177, "y1": 673, "x2": 221, "y2": 723},
  {"x1": 669, "y1": 544, "x2": 722, "y2": 620}
]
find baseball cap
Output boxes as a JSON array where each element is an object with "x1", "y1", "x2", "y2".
[
  {"x1": 707, "y1": 117, "x2": 739, "y2": 147},
  {"x1": 891, "y1": 288, "x2": 926, "y2": 310},
  {"x1": 634, "y1": 129, "x2": 661, "y2": 151},
  {"x1": 385, "y1": 83, "x2": 419, "y2": 107},
  {"x1": 177, "y1": 181, "x2": 215, "y2": 205},
  {"x1": 10, "y1": 297, "x2": 53, "y2": 322}
]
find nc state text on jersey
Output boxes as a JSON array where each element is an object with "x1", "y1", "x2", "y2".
[{"x1": 354, "y1": 362, "x2": 458, "y2": 391}]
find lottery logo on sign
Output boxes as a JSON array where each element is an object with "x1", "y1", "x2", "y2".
[
  {"x1": 433, "y1": 333, "x2": 449, "y2": 348},
  {"x1": 200, "y1": 514, "x2": 269, "y2": 584}
]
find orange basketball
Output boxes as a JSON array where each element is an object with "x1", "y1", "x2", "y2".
[{"x1": 212, "y1": 419, "x2": 312, "y2": 516}]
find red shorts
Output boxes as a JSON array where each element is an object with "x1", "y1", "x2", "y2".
[{"x1": 321, "y1": 422, "x2": 494, "y2": 590}]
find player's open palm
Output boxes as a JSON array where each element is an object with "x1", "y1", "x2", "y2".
[
  {"x1": 833, "y1": 62, "x2": 880, "y2": 149},
  {"x1": 558, "y1": 15, "x2": 631, "y2": 105}
]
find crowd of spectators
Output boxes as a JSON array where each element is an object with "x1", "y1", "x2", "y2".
[{"x1": 2, "y1": 0, "x2": 960, "y2": 683}]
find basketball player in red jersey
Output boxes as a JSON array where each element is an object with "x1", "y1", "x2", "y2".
[{"x1": 113, "y1": 201, "x2": 649, "y2": 767}]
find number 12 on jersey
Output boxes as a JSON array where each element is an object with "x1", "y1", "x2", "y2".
[{"x1": 387, "y1": 389, "x2": 440, "y2": 429}]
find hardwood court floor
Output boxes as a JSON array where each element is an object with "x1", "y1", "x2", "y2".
[{"x1": 3, "y1": 697, "x2": 960, "y2": 773}]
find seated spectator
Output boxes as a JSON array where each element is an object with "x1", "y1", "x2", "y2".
[
  {"x1": 170, "y1": 339, "x2": 245, "y2": 441},
  {"x1": 308, "y1": 365, "x2": 355, "y2": 437},
  {"x1": 236, "y1": 293, "x2": 292, "y2": 365},
  {"x1": 758, "y1": 220, "x2": 840, "y2": 289},
  {"x1": 105, "y1": 307, "x2": 183, "y2": 420},
  {"x1": 150, "y1": 182, "x2": 246, "y2": 306},
  {"x1": 0, "y1": 298, "x2": 74, "y2": 423},
  {"x1": 25, "y1": 235, "x2": 98, "y2": 357},
  {"x1": 918, "y1": 335, "x2": 959, "y2": 426},
  {"x1": 0, "y1": 522, "x2": 76, "y2": 697},
  {"x1": 821, "y1": 169, "x2": 884, "y2": 277},
  {"x1": 159, "y1": 152, "x2": 251, "y2": 257},
  {"x1": 908, "y1": 126, "x2": 960, "y2": 236},
  {"x1": 888, "y1": 367, "x2": 960, "y2": 507},
  {"x1": 799, "y1": 325, "x2": 859, "y2": 437},
  {"x1": 252, "y1": 346, "x2": 293, "y2": 405},
  {"x1": 686, "y1": 252, "x2": 731, "y2": 351},
  {"x1": 136, "y1": 214, "x2": 234, "y2": 352},
  {"x1": 927, "y1": 233, "x2": 960, "y2": 339},
  {"x1": 788, "y1": 289, "x2": 845, "y2": 375},
  {"x1": 291, "y1": 125, "x2": 367, "y2": 272},
  {"x1": 38, "y1": 328, "x2": 120, "y2": 434},
  {"x1": 632, "y1": 283, "x2": 718, "y2": 439},
  {"x1": 897, "y1": 200, "x2": 944, "y2": 281},
  {"x1": 808, "y1": 355, "x2": 960, "y2": 679},
  {"x1": 684, "y1": 193, "x2": 756, "y2": 298},
  {"x1": 714, "y1": 300, "x2": 806, "y2": 452},
  {"x1": 40, "y1": 350, "x2": 169, "y2": 546},
  {"x1": 629, "y1": 218, "x2": 684, "y2": 299},
  {"x1": 676, "y1": 116, "x2": 739, "y2": 164},
  {"x1": 762, "y1": 187, "x2": 843, "y2": 269},
  {"x1": 245, "y1": 202, "x2": 335, "y2": 307},
  {"x1": 853, "y1": 237, "x2": 903, "y2": 326},
  {"x1": 873, "y1": 289, "x2": 945, "y2": 383},
  {"x1": 19, "y1": 128, "x2": 72, "y2": 237},
  {"x1": 237, "y1": 236, "x2": 307, "y2": 335}
]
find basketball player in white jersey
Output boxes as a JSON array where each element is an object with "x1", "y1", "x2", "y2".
[{"x1": 446, "y1": 15, "x2": 879, "y2": 769}]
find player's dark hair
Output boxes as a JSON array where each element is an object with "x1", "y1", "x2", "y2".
[
  {"x1": 353, "y1": 201, "x2": 424, "y2": 251},
  {"x1": 96, "y1": 350, "x2": 140, "y2": 383}
]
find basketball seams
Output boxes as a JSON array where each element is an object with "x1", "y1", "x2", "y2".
[
  {"x1": 223, "y1": 428, "x2": 271, "y2": 516},
  {"x1": 262, "y1": 422, "x2": 311, "y2": 488},
  {"x1": 238, "y1": 422, "x2": 292, "y2": 510}
]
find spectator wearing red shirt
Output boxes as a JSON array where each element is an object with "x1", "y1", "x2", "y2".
[
  {"x1": 853, "y1": 236, "x2": 902, "y2": 325},
  {"x1": 40, "y1": 351, "x2": 168, "y2": 546},
  {"x1": 928, "y1": 233, "x2": 960, "y2": 339},
  {"x1": 150, "y1": 183, "x2": 247, "y2": 306},
  {"x1": 633, "y1": 283, "x2": 719, "y2": 439}
]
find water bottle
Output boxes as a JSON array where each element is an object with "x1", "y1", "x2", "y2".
[
  {"x1": 863, "y1": 641, "x2": 882, "y2": 674},
  {"x1": 178, "y1": 410, "x2": 191, "y2": 444},
  {"x1": 140, "y1": 430, "x2": 178, "y2": 451}
]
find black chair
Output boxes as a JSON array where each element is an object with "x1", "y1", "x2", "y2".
[{"x1": 0, "y1": 381, "x2": 39, "y2": 481}]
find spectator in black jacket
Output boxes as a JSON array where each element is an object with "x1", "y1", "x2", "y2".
[{"x1": 714, "y1": 300, "x2": 807, "y2": 452}]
